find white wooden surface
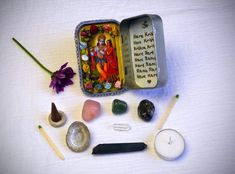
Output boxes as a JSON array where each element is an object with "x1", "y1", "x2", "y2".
[{"x1": 1, "y1": 0, "x2": 235, "y2": 173}]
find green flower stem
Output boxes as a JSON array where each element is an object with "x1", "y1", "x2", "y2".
[{"x1": 12, "y1": 37, "x2": 53, "y2": 75}]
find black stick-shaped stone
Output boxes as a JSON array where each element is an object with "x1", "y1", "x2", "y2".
[{"x1": 92, "y1": 142, "x2": 147, "y2": 155}]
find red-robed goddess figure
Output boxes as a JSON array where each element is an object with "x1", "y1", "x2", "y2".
[{"x1": 105, "y1": 39, "x2": 119, "y2": 82}]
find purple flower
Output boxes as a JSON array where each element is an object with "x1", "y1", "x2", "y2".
[
  {"x1": 49, "y1": 63, "x2": 76, "y2": 93},
  {"x1": 12, "y1": 38, "x2": 76, "y2": 94}
]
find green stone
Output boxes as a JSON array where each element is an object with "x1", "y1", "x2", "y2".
[
  {"x1": 80, "y1": 49, "x2": 86, "y2": 54},
  {"x1": 112, "y1": 99, "x2": 128, "y2": 115}
]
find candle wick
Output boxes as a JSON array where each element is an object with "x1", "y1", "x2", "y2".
[{"x1": 168, "y1": 137, "x2": 172, "y2": 145}]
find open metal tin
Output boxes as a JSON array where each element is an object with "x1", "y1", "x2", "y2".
[{"x1": 75, "y1": 14, "x2": 167, "y2": 97}]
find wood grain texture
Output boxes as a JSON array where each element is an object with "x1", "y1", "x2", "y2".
[{"x1": 0, "y1": 0, "x2": 235, "y2": 174}]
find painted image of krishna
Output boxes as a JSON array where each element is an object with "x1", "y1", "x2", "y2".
[
  {"x1": 90, "y1": 34, "x2": 119, "y2": 83},
  {"x1": 79, "y1": 23, "x2": 122, "y2": 94}
]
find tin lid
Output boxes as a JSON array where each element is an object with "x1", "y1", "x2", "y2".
[{"x1": 120, "y1": 14, "x2": 167, "y2": 89}]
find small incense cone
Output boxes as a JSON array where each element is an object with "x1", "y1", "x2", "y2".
[
  {"x1": 48, "y1": 103, "x2": 67, "y2": 128},
  {"x1": 51, "y1": 103, "x2": 61, "y2": 122}
]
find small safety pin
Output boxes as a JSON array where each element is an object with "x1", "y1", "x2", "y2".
[{"x1": 113, "y1": 123, "x2": 131, "y2": 131}]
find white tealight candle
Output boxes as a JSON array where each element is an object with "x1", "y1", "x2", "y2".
[{"x1": 154, "y1": 129, "x2": 185, "y2": 161}]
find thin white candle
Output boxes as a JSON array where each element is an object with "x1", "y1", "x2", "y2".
[
  {"x1": 156, "y1": 94, "x2": 179, "y2": 130},
  {"x1": 38, "y1": 125, "x2": 65, "y2": 160}
]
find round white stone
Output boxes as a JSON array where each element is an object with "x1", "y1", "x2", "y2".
[{"x1": 81, "y1": 55, "x2": 88, "y2": 61}]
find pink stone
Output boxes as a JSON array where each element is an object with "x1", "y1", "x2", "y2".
[{"x1": 82, "y1": 99, "x2": 101, "y2": 122}]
